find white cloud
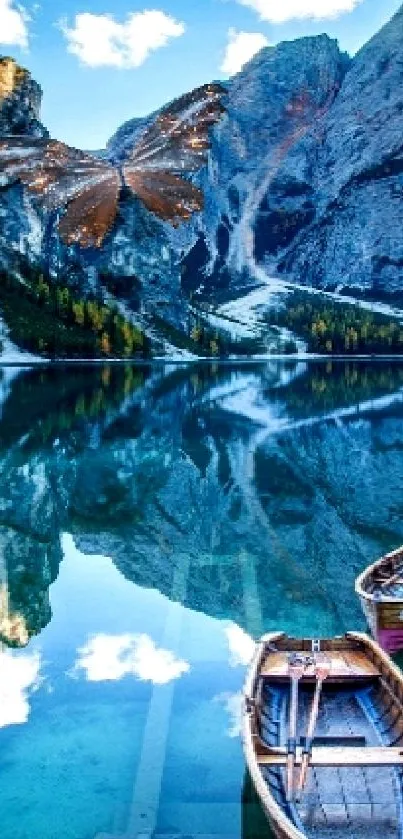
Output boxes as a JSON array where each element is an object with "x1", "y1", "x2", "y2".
[
  {"x1": 225, "y1": 623, "x2": 256, "y2": 666},
  {"x1": 0, "y1": 650, "x2": 42, "y2": 727},
  {"x1": 60, "y1": 9, "x2": 185, "y2": 69},
  {"x1": 236, "y1": 0, "x2": 362, "y2": 24},
  {"x1": 221, "y1": 29, "x2": 269, "y2": 76},
  {"x1": 214, "y1": 691, "x2": 243, "y2": 737},
  {"x1": 0, "y1": 0, "x2": 29, "y2": 48},
  {"x1": 71, "y1": 633, "x2": 190, "y2": 684}
]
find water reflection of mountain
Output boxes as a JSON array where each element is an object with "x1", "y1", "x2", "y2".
[
  {"x1": 1, "y1": 359, "x2": 403, "y2": 646},
  {"x1": 0, "y1": 442, "x2": 62, "y2": 647}
]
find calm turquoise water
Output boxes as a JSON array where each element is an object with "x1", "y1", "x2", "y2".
[{"x1": 0, "y1": 359, "x2": 403, "y2": 839}]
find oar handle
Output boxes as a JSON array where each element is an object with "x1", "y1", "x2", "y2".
[
  {"x1": 289, "y1": 676, "x2": 299, "y2": 737},
  {"x1": 286, "y1": 670, "x2": 303, "y2": 801},
  {"x1": 296, "y1": 671, "x2": 328, "y2": 799}
]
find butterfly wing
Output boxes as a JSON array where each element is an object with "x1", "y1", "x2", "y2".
[
  {"x1": 123, "y1": 82, "x2": 225, "y2": 224},
  {"x1": 0, "y1": 82, "x2": 225, "y2": 240},
  {"x1": 0, "y1": 137, "x2": 120, "y2": 248},
  {"x1": 124, "y1": 171, "x2": 203, "y2": 225}
]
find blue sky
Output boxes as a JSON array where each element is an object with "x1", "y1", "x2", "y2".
[{"x1": 0, "y1": 0, "x2": 401, "y2": 149}]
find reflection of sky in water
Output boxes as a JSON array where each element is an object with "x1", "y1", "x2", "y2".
[
  {"x1": 0, "y1": 533, "x2": 253, "y2": 839},
  {"x1": 1, "y1": 360, "x2": 403, "y2": 839}
]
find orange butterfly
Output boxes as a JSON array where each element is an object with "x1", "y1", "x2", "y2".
[{"x1": 0, "y1": 82, "x2": 226, "y2": 248}]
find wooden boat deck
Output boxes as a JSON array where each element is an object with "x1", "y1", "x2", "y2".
[{"x1": 259, "y1": 682, "x2": 403, "y2": 839}]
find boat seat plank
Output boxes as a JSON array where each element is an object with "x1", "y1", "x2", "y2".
[
  {"x1": 380, "y1": 569, "x2": 403, "y2": 587},
  {"x1": 260, "y1": 651, "x2": 380, "y2": 680},
  {"x1": 256, "y1": 746, "x2": 403, "y2": 766}
]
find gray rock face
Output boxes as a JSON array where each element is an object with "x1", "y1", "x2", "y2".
[
  {"x1": 0, "y1": 57, "x2": 47, "y2": 137},
  {"x1": 183, "y1": 7, "x2": 403, "y2": 299},
  {"x1": 182, "y1": 36, "x2": 350, "y2": 291},
  {"x1": 270, "y1": 5, "x2": 403, "y2": 296}
]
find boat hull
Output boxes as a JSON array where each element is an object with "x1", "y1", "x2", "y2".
[
  {"x1": 242, "y1": 632, "x2": 403, "y2": 839},
  {"x1": 359, "y1": 593, "x2": 403, "y2": 653},
  {"x1": 356, "y1": 545, "x2": 403, "y2": 653}
]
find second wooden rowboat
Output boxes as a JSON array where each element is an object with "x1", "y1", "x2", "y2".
[
  {"x1": 356, "y1": 545, "x2": 403, "y2": 653},
  {"x1": 243, "y1": 631, "x2": 403, "y2": 839}
]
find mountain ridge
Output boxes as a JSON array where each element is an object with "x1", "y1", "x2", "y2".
[{"x1": 0, "y1": 9, "x2": 402, "y2": 357}]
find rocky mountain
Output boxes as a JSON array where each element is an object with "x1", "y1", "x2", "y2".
[
  {"x1": 184, "y1": 4, "x2": 403, "y2": 299},
  {"x1": 0, "y1": 6, "x2": 402, "y2": 357},
  {"x1": 182, "y1": 35, "x2": 350, "y2": 291}
]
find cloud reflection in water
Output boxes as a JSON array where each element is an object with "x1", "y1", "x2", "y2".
[
  {"x1": 225, "y1": 623, "x2": 256, "y2": 667},
  {"x1": 0, "y1": 650, "x2": 42, "y2": 727},
  {"x1": 214, "y1": 624, "x2": 256, "y2": 738},
  {"x1": 70, "y1": 633, "x2": 190, "y2": 684},
  {"x1": 214, "y1": 691, "x2": 244, "y2": 738}
]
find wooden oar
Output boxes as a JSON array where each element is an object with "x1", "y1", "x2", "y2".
[
  {"x1": 296, "y1": 654, "x2": 331, "y2": 801},
  {"x1": 286, "y1": 654, "x2": 306, "y2": 801}
]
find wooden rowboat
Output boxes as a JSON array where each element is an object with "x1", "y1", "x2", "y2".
[
  {"x1": 242, "y1": 631, "x2": 403, "y2": 839},
  {"x1": 356, "y1": 545, "x2": 403, "y2": 653}
]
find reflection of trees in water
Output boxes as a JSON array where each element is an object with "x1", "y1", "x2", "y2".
[
  {"x1": 0, "y1": 364, "x2": 149, "y2": 451},
  {"x1": 0, "y1": 364, "x2": 150, "y2": 648},
  {"x1": 263, "y1": 360, "x2": 403, "y2": 419},
  {"x1": 1, "y1": 359, "x2": 403, "y2": 646}
]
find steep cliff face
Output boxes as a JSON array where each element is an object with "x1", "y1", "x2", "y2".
[
  {"x1": 0, "y1": 57, "x2": 47, "y2": 137},
  {"x1": 181, "y1": 36, "x2": 350, "y2": 291},
  {"x1": 269, "y1": 5, "x2": 403, "y2": 296},
  {"x1": 0, "y1": 59, "x2": 50, "y2": 310},
  {"x1": 182, "y1": 7, "x2": 403, "y2": 300}
]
